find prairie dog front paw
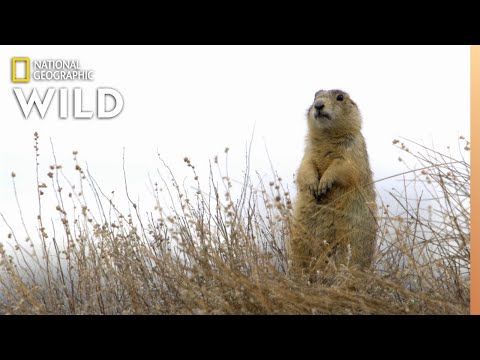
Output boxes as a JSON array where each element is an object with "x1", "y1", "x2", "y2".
[
  {"x1": 318, "y1": 174, "x2": 335, "y2": 196},
  {"x1": 297, "y1": 171, "x2": 319, "y2": 194}
]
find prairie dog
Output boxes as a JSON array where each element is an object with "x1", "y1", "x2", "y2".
[{"x1": 289, "y1": 89, "x2": 377, "y2": 276}]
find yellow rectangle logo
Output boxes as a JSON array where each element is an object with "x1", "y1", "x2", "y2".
[{"x1": 12, "y1": 57, "x2": 30, "y2": 83}]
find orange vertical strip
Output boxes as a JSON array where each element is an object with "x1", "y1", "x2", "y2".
[{"x1": 472, "y1": 45, "x2": 479, "y2": 315}]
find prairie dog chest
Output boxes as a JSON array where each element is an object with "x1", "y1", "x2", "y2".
[{"x1": 310, "y1": 147, "x2": 346, "y2": 175}]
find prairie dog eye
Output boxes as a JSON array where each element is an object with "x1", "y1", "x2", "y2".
[{"x1": 336, "y1": 94, "x2": 344, "y2": 101}]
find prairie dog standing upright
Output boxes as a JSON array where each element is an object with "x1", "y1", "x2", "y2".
[{"x1": 289, "y1": 89, "x2": 377, "y2": 276}]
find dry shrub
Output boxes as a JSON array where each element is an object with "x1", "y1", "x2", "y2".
[{"x1": 0, "y1": 134, "x2": 470, "y2": 314}]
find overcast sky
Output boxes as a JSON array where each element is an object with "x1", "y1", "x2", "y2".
[{"x1": 0, "y1": 45, "x2": 470, "y2": 236}]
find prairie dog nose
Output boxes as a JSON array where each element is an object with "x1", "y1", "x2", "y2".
[{"x1": 314, "y1": 100, "x2": 325, "y2": 111}]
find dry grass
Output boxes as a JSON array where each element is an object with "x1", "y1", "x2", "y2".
[{"x1": 0, "y1": 133, "x2": 470, "y2": 314}]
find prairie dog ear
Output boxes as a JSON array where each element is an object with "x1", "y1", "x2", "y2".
[{"x1": 350, "y1": 99, "x2": 358, "y2": 108}]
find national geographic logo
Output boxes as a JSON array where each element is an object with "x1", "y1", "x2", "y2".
[
  {"x1": 11, "y1": 57, "x2": 123, "y2": 119},
  {"x1": 12, "y1": 58, "x2": 94, "y2": 82}
]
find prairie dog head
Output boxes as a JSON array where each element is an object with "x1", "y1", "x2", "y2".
[{"x1": 308, "y1": 89, "x2": 362, "y2": 133}]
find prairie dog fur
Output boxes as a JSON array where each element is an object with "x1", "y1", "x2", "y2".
[{"x1": 289, "y1": 89, "x2": 377, "y2": 276}]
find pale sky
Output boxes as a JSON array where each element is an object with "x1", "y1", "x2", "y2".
[{"x1": 0, "y1": 45, "x2": 470, "y2": 236}]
